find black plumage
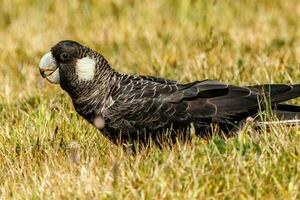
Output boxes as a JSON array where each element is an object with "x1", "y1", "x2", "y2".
[{"x1": 39, "y1": 40, "x2": 300, "y2": 145}]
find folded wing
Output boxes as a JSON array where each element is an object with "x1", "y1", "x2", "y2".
[{"x1": 104, "y1": 77, "x2": 300, "y2": 132}]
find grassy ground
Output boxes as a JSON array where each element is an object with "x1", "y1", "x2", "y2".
[{"x1": 0, "y1": 0, "x2": 300, "y2": 199}]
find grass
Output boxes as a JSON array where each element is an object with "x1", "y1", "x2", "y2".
[{"x1": 0, "y1": 0, "x2": 300, "y2": 199}]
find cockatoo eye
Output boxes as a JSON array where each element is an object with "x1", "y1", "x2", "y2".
[{"x1": 60, "y1": 52, "x2": 70, "y2": 62}]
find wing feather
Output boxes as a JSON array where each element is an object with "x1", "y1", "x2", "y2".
[{"x1": 105, "y1": 76, "x2": 300, "y2": 133}]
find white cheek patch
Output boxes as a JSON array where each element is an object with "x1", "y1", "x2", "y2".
[{"x1": 76, "y1": 57, "x2": 96, "y2": 81}]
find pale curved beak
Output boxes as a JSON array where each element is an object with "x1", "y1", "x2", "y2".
[{"x1": 39, "y1": 52, "x2": 60, "y2": 84}]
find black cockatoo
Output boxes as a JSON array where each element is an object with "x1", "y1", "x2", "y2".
[{"x1": 39, "y1": 40, "x2": 300, "y2": 145}]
